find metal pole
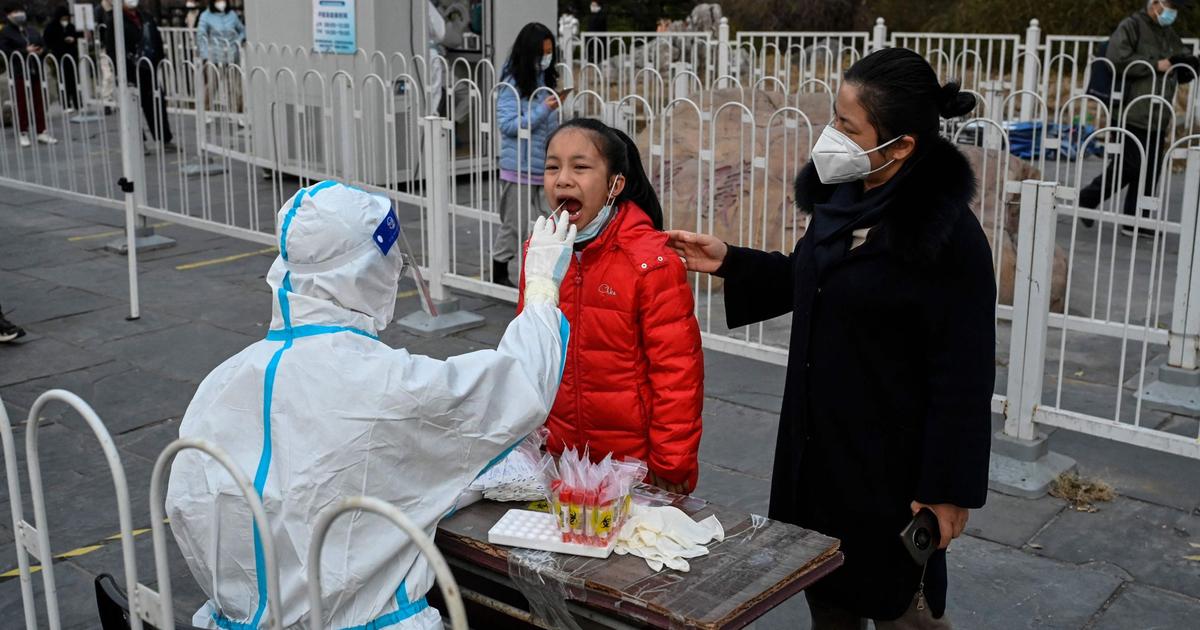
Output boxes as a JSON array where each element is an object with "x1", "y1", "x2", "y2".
[
  {"x1": 717, "y1": 17, "x2": 730, "y2": 89},
  {"x1": 1004, "y1": 180, "x2": 1057, "y2": 441},
  {"x1": 1020, "y1": 19, "x2": 1041, "y2": 121},
  {"x1": 872, "y1": 18, "x2": 887, "y2": 53},
  {"x1": 1168, "y1": 147, "x2": 1200, "y2": 369},
  {"x1": 423, "y1": 115, "x2": 449, "y2": 303},
  {"x1": 112, "y1": 2, "x2": 141, "y2": 320}
]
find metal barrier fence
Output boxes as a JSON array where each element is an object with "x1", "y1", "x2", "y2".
[
  {"x1": 0, "y1": 21, "x2": 1197, "y2": 509},
  {"x1": 0, "y1": 391, "x2": 466, "y2": 629}
]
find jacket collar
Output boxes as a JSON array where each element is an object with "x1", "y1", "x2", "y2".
[
  {"x1": 794, "y1": 135, "x2": 976, "y2": 265},
  {"x1": 578, "y1": 199, "x2": 650, "y2": 254}
]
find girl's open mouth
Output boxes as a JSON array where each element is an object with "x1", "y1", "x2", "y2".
[{"x1": 555, "y1": 195, "x2": 584, "y2": 221}]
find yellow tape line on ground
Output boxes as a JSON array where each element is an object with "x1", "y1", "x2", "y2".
[
  {"x1": 176, "y1": 246, "x2": 279, "y2": 271},
  {"x1": 0, "y1": 523, "x2": 162, "y2": 579}
]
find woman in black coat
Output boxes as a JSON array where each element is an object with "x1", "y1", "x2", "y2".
[
  {"x1": 669, "y1": 48, "x2": 995, "y2": 628},
  {"x1": 43, "y1": 6, "x2": 80, "y2": 110}
]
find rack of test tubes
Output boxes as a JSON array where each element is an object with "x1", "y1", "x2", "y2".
[{"x1": 545, "y1": 448, "x2": 648, "y2": 549}]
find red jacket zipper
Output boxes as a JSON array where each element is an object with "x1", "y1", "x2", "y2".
[{"x1": 573, "y1": 261, "x2": 584, "y2": 449}]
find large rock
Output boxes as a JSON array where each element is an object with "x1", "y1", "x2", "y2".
[{"x1": 640, "y1": 88, "x2": 1069, "y2": 311}]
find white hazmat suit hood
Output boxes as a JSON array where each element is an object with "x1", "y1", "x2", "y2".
[{"x1": 166, "y1": 181, "x2": 570, "y2": 629}]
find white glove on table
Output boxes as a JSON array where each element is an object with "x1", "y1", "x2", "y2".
[
  {"x1": 523, "y1": 211, "x2": 577, "y2": 307},
  {"x1": 615, "y1": 504, "x2": 724, "y2": 572}
]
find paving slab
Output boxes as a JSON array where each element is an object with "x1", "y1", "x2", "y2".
[
  {"x1": 945, "y1": 535, "x2": 1123, "y2": 629},
  {"x1": 93, "y1": 322, "x2": 257, "y2": 385},
  {"x1": 1, "y1": 280, "x2": 120, "y2": 326},
  {"x1": 0, "y1": 209, "x2": 83, "y2": 238},
  {"x1": 401, "y1": 333, "x2": 494, "y2": 361},
  {"x1": 1046, "y1": 425, "x2": 1200, "y2": 512},
  {"x1": 1029, "y1": 496, "x2": 1200, "y2": 599},
  {"x1": 113, "y1": 417, "x2": 183, "y2": 464},
  {"x1": 64, "y1": 530, "x2": 210, "y2": 618},
  {"x1": 154, "y1": 283, "x2": 273, "y2": 337},
  {"x1": 699, "y1": 397, "x2": 779, "y2": 480},
  {"x1": 21, "y1": 256, "x2": 143, "y2": 297},
  {"x1": 965, "y1": 490, "x2": 1067, "y2": 548},
  {"x1": 0, "y1": 422, "x2": 154, "y2": 552},
  {"x1": 1090, "y1": 582, "x2": 1200, "y2": 630},
  {"x1": 748, "y1": 593, "x2": 811, "y2": 630},
  {"x1": 0, "y1": 336, "x2": 112, "y2": 388},
  {"x1": 702, "y1": 350, "x2": 786, "y2": 414},
  {"x1": 31, "y1": 305, "x2": 187, "y2": 348},
  {"x1": 694, "y1": 461, "x2": 771, "y2": 515},
  {"x1": 0, "y1": 556, "x2": 105, "y2": 630},
  {"x1": 0, "y1": 235, "x2": 108, "y2": 272},
  {"x1": 0, "y1": 362, "x2": 192, "y2": 435},
  {"x1": 0, "y1": 188, "x2": 61, "y2": 206}
]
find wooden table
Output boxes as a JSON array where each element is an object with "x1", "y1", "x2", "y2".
[{"x1": 434, "y1": 487, "x2": 842, "y2": 629}]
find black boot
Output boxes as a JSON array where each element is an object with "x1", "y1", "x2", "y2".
[{"x1": 492, "y1": 259, "x2": 514, "y2": 288}]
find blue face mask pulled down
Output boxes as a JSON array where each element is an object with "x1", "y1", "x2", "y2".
[
  {"x1": 575, "y1": 178, "x2": 621, "y2": 243},
  {"x1": 1159, "y1": 6, "x2": 1178, "y2": 26}
]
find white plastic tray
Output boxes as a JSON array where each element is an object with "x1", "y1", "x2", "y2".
[{"x1": 487, "y1": 509, "x2": 617, "y2": 559}]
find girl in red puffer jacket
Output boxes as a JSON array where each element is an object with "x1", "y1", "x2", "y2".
[{"x1": 517, "y1": 118, "x2": 704, "y2": 493}]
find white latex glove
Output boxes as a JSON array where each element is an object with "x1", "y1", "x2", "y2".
[{"x1": 523, "y1": 211, "x2": 577, "y2": 306}]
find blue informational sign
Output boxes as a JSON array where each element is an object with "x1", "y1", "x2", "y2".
[{"x1": 313, "y1": 0, "x2": 356, "y2": 54}]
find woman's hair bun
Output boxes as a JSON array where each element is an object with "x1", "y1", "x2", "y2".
[{"x1": 938, "y1": 81, "x2": 977, "y2": 119}]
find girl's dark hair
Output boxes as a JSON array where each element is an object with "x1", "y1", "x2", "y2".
[
  {"x1": 546, "y1": 118, "x2": 664, "y2": 230},
  {"x1": 503, "y1": 22, "x2": 559, "y2": 99},
  {"x1": 843, "y1": 47, "x2": 976, "y2": 145}
]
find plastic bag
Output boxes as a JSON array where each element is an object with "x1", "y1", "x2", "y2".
[{"x1": 470, "y1": 428, "x2": 550, "y2": 502}]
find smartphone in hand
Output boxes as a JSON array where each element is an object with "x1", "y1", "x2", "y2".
[{"x1": 900, "y1": 508, "x2": 940, "y2": 565}]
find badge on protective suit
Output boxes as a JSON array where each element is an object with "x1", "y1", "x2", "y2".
[{"x1": 373, "y1": 207, "x2": 401, "y2": 255}]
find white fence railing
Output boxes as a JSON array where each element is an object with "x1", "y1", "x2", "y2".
[
  {"x1": 4, "y1": 20, "x2": 1200, "y2": 627},
  {"x1": 0, "y1": 391, "x2": 467, "y2": 630},
  {"x1": 0, "y1": 21, "x2": 1196, "y2": 528}
]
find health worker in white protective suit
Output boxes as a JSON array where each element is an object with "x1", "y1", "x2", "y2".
[{"x1": 165, "y1": 181, "x2": 577, "y2": 629}]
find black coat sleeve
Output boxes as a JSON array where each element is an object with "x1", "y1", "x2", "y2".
[
  {"x1": 43, "y1": 23, "x2": 64, "y2": 54},
  {"x1": 714, "y1": 244, "x2": 795, "y2": 329},
  {"x1": 915, "y1": 208, "x2": 996, "y2": 509}
]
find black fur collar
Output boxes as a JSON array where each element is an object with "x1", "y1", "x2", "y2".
[{"x1": 794, "y1": 135, "x2": 977, "y2": 265}]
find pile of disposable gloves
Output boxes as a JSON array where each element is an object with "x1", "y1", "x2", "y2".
[{"x1": 614, "y1": 504, "x2": 724, "y2": 572}]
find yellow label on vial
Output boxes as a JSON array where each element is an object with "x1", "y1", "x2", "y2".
[
  {"x1": 593, "y1": 504, "x2": 615, "y2": 537},
  {"x1": 568, "y1": 503, "x2": 583, "y2": 531}
]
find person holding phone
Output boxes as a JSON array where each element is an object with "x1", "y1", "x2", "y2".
[
  {"x1": 669, "y1": 48, "x2": 994, "y2": 628},
  {"x1": 492, "y1": 22, "x2": 561, "y2": 287}
]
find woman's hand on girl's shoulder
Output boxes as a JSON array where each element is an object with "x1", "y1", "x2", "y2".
[{"x1": 666, "y1": 230, "x2": 727, "y2": 274}]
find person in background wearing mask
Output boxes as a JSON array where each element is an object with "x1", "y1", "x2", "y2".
[
  {"x1": 43, "y1": 6, "x2": 80, "y2": 111},
  {"x1": 669, "y1": 48, "x2": 993, "y2": 628},
  {"x1": 166, "y1": 181, "x2": 576, "y2": 629},
  {"x1": 518, "y1": 118, "x2": 705, "y2": 494},
  {"x1": 184, "y1": 0, "x2": 202, "y2": 29},
  {"x1": 103, "y1": 0, "x2": 175, "y2": 151},
  {"x1": 197, "y1": 0, "x2": 245, "y2": 115},
  {"x1": 492, "y1": 22, "x2": 560, "y2": 287},
  {"x1": 0, "y1": 1, "x2": 58, "y2": 147},
  {"x1": 1077, "y1": 0, "x2": 1198, "y2": 237}
]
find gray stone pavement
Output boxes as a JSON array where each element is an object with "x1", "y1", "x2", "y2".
[{"x1": 1, "y1": 184, "x2": 1199, "y2": 629}]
